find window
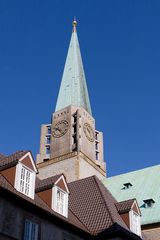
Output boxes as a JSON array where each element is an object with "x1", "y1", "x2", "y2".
[
  {"x1": 73, "y1": 124, "x2": 76, "y2": 133},
  {"x1": 47, "y1": 126, "x2": 51, "y2": 134},
  {"x1": 130, "y1": 211, "x2": 141, "y2": 236},
  {"x1": 57, "y1": 189, "x2": 65, "y2": 215},
  {"x1": 46, "y1": 146, "x2": 50, "y2": 155},
  {"x1": 20, "y1": 167, "x2": 31, "y2": 196},
  {"x1": 72, "y1": 112, "x2": 77, "y2": 123},
  {"x1": 52, "y1": 186, "x2": 68, "y2": 218},
  {"x1": 143, "y1": 198, "x2": 155, "y2": 208},
  {"x1": 72, "y1": 112, "x2": 77, "y2": 151},
  {"x1": 63, "y1": 232, "x2": 73, "y2": 240},
  {"x1": 15, "y1": 163, "x2": 35, "y2": 199},
  {"x1": 72, "y1": 134, "x2": 77, "y2": 144},
  {"x1": 24, "y1": 219, "x2": 38, "y2": 240},
  {"x1": 123, "y1": 182, "x2": 132, "y2": 189},
  {"x1": 95, "y1": 151, "x2": 99, "y2": 160},
  {"x1": 95, "y1": 131, "x2": 99, "y2": 140},
  {"x1": 95, "y1": 142, "x2": 98, "y2": 150},
  {"x1": 46, "y1": 136, "x2": 51, "y2": 144}
]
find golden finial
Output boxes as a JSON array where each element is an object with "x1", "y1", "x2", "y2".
[{"x1": 72, "y1": 17, "x2": 77, "y2": 32}]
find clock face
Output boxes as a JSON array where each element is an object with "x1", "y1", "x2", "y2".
[
  {"x1": 83, "y1": 123, "x2": 95, "y2": 142},
  {"x1": 52, "y1": 120, "x2": 69, "y2": 138}
]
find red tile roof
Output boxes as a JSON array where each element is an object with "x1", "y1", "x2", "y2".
[
  {"x1": 0, "y1": 153, "x2": 6, "y2": 160},
  {"x1": 0, "y1": 154, "x2": 142, "y2": 240},
  {"x1": 36, "y1": 174, "x2": 63, "y2": 192},
  {"x1": 0, "y1": 172, "x2": 87, "y2": 233},
  {"x1": 68, "y1": 175, "x2": 128, "y2": 235},
  {"x1": 0, "y1": 151, "x2": 28, "y2": 170},
  {"x1": 116, "y1": 199, "x2": 135, "y2": 214}
]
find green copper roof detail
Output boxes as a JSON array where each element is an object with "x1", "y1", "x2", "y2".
[
  {"x1": 102, "y1": 165, "x2": 160, "y2": 225},
  {"x1": 55, "y1": 21, "x2": 92, "y2": 115}
]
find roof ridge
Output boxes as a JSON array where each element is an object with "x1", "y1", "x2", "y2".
[
  {"x1": 94, "y1": 176, "x2": 128, "y2": 230},
  {"x1": 107, "y1": 164, "x2": 160, "y2": 180},
  {"x1": 93, "y1": 176, "x2": 116, "y2": 225},
  {"x1": 35, "y1": 174, "x2": 64, "y2": 192},
  {"x1": 117, "y1": 198, "x2": 136, "y2": 204},
  {"x1": 36, "y1": 173, "x2": 63, "y2": 182},
  {"x1": 68, "y1": 208, "x2": 90, "y2": 233},
  {"x1": 3, "y1": 150, "x2": 28, "y2": 160},
  {"x1": 69, "y1": 175, "x2": 95, "y2": 185},
  {"x1": 0, "y1": 150, "x2": 29, "y2": 170}
]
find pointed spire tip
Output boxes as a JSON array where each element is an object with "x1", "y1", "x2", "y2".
[{"x1": 72, "y1": 17, "x2": 77, "y2": 32}]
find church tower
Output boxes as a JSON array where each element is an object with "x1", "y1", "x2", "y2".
[{"x1": 36, "y1": 20, "x2": 106, "y2": 182}]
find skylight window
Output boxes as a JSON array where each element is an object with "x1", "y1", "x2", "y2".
[
  {"x1": 143, "y1": 199, "x2": 155, "y2": 208},
  {"x1": 123, "y1": 182, "x2": 133, "y2": 189}
]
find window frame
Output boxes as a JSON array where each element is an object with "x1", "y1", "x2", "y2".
[
  {"x1": 24, "y1": 219, "x2": 38, "y2": 240},
  {"x1": 129, "y1": 210, "x2": 141, "y2": 236},
  {"x1": 15, "y1": 163, "x2": 36, "y2": 199},
  {"x1": 52, "y1": 186, "x2": 68, "y2": 218}
]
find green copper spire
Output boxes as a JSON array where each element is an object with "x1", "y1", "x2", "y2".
[{"x1": 55, "y1": 19, "x2": 92, "y2": 115}]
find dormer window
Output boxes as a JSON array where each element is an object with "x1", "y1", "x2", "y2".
[
  {"x1": 14, "y1": 152, "x2": 37, "y2": 199},
  {"x1": 117, "y1": 199, "x2": 141, "y2": 237},
  {"x1": 130, "y1": 211, "x2": 141, "y2": 236},
  {"x1": 36, "y1": 174, "x2": 69, "y2": 218},
  {"x1": 123, "y1": 182, "x2": 132, "y2": 189},
  {"x1": 53, "y1": 186, "x2": 68, "y2": 218},
  {"x1": 143, "y1": 198, "x2": 155, "y2": 208},
  {"x1": 15, "y1": 163, "x2": 36, "y2": 199}
]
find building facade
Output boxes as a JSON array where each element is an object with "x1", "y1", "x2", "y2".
[
  {"x1": 103, "y1": 165, "x2": 160, "y2": 240},
  {"x1": 0, "y1": 20, "x2": 145, "y2": 240},
  {"x1": 0, "y1": 151, "x2": 141, "y2": 240},
  {"x1": 35, "y1": 20, "x2": 160, "y2": 240}
]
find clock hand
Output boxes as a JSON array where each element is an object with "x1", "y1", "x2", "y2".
[
  {"x1": 55, "y1": 127, "x2": 62, "y2": 133},
  {"x1": 87, "y1": 128, "x2": 91, "y2": 137}
]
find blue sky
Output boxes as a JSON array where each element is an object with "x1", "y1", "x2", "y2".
[{"x1": 0, "y1": 0, "x2": 160, "y2": 176}]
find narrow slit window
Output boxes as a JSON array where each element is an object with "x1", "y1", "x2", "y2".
[
  {"x1": 46, "y1": 146, "x2": 50, "y2": 155},
  {"x1": 95, "y1": 131, "x2": 99, "y2": 140},
  {"x1": 46, "y1": 136, "x2": 51, "y2": 144},
  {"x1": 96, "y1": 151, "x2": 99, "y2": 160},
  {"x1": 47, "y1": 126, "x2": 51, "y2": 134},
  {"x1": 95, "y1": 142, "x2": 98, "y2": 150}
]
